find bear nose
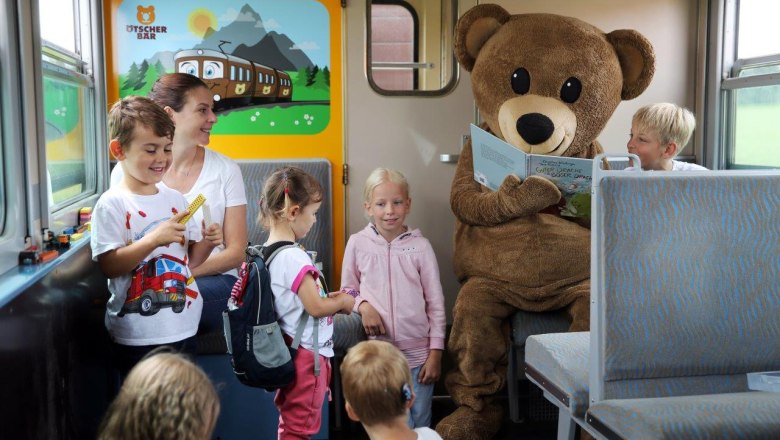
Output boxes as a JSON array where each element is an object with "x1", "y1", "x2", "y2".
[{"x1": 516, "y1": 113, "x2": 554, "y2": 145}]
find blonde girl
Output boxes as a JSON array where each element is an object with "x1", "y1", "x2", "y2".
[{"x1": 98, "y1": 350, "x2": 220, "y2": 440}]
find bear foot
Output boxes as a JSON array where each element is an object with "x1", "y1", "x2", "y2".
[{"x1": 435, "y1": 404, "x2": 503, "y2": 440}]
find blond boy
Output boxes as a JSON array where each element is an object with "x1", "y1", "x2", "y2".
[
  {"x1": 341, "y1": 340, "x2": 442, "y2": 439},
  {"x1": 627, "y1": 103, "x2": 707, "y2": 171}
]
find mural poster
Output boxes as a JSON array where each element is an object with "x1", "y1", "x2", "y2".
[{"x1": 112, "y1": 1, "x2": 331, "y2": 135}]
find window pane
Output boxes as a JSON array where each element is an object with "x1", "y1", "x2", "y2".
[
  {"x1": 732, "y1": 86, "x2": 780, "y2": 167},
  {"x1": 43, "y1": 72, "x2": 91, "y2": 205},
  {"x1": 371, "y1": 4, "x2": 415, "y2": 91},
  {"x1": 738, "y1": 64, "x2": 780, "y2": 77},
  {"x1": 737, "y1": 0, "x2": 780, "y2": 59},
  {"x1": 39, "y1": 0, "x2": 77, "y2": 53}
]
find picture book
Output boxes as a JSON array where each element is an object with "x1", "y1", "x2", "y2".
[{"x1": 470, "y1": 123, "x2": 592, "y2": 218}]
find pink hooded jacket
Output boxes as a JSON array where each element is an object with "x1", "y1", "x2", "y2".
[{"x1": 341, "y1": 224, "x2": 446, "y2": 360}]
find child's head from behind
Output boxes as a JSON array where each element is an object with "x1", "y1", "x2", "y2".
[
  {"x1": 108, "y1": 96, "x2": 175, "y2": 188},
  {"x1": 98, "y1": 351, "x2": 220, "y2": 440},
  {"x1": 259, "y1": 166, "x2": 323, "y2": 240},
  {"x1": 628, "y1": 103, "x2": 695, "y2": 170},
  {"x1": 341, "y1": 340, "x2": 414, "y2": 428},
  {"x1": 363, "y1": 168, "x2": 411, "y2": 241}
]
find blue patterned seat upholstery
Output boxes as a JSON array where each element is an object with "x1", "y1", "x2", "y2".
[
  {"x1": 586, "y1": 171, "x2": 780, "y2": 439},
  {"x1": 587, "y1": 392, "x2": 780, "y2": 440},
  {"x1": 525, "y1": 332, "x2": 590, "y2": 417}
]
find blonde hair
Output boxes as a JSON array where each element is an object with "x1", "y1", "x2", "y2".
[
  {"x1": 632, "y1": 103, "x2": 696, "y2": 154},
  {"x1": 98, "y1": 351, "x2": 220, "y2": 440},
  {"x1": 341, "y1": 340, "x2": 413, "y2": 427},
  {"x1": 363, "y1": 168, "x2": 410, "y2": 203},
  {"x1": 258, "y1": 166, "x2": 323, "y2": 229}
]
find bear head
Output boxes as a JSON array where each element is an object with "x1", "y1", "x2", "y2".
[
  {"x1": 137, "y1": 5, "x2": 155, "y2": 26},
  {"x1": 455, "y1": 5, "x2": 655, "y2": 158}
]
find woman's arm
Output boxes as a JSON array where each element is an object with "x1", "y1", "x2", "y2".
[{"x1": 191, "y1": 204, "x2": 247, "y2": 277}]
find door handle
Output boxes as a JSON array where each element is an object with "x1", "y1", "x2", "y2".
[{"x1": 439, "y1": 134, "x2": 469, "y2": 164}]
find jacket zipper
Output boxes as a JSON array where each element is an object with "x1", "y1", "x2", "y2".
[{"x1": 387, "y1": 242, "x2": 394, "y2": 340}]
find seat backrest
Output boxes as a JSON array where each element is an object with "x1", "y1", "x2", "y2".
[
  {"x1": 238, "y1": 159, "x2": 333, "y2": 283},
  {"x1": 589, "y1": 170, "x2": 780, "y2": 403}
]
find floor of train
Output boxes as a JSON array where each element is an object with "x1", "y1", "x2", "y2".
[{"x1": 329, "y1": 387, "x2": 559, "y2": 439}]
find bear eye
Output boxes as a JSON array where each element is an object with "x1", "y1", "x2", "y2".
[
  {"x1": 511, "y1": 68, "x2": 530, "y2": 95},
  {"x1": 560, "y1": 77, "x2": 582, "y2": 103}
]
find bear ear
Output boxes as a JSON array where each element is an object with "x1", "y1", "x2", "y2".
[
  {"x1": 607, "y1": 29, "x2": 656, "y2": 100},
  {"x1": 454, "y1": 4, "x2": 511, "y2": 72}
]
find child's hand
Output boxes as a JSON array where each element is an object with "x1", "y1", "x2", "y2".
[
  {"x1": 147, "y1": 211, "x2": 188, "y2": 246},
  {"x1": 201, "y1": 221, "x2": 223, "y2": 247},
  {"x1": 358, "y1": 302, "x2": 386, "y2": 336},
  {"x1": 329, "y1": 291, "x2": 355, "y2": 315},
  {"x1": 417, "y1": 349, "x2": 442, "y2": 385}
]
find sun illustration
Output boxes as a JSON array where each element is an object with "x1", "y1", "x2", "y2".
[{"x1": 188, "y1": 8, "x2": 217, "y2": 38}]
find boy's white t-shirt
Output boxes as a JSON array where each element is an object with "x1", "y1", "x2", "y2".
[
  {"x1": 111, "y1": 148, "x2": 247, "y2": 277},
  {"x1": 267, "y1": 245, "x2": 334, "y2": 357},
  {"x1": 90, "y1": 185, "x2": 203, "y2": 346},
  {"x1": 414, "y1": 427, "x2": 443, "y2": 439},
  {"x1": 624, "y1": 159, "x2": 708, "y2": 172}
]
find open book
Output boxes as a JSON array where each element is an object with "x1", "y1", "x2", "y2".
[{"x1": 470, "y1": 124, "x2": 592, "y2": 219}]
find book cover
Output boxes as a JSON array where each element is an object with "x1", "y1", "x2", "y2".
[{"x1": 470, "y1": 124, "x2": 592, "y2": 218}]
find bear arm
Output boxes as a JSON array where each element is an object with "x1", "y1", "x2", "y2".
[{"x1": 450, "y1": 139, "x2": 561, "y2": 226}]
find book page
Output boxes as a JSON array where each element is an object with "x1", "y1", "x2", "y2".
[
  {"x1": 528, "y1": 155, "x2": 592, "y2": 218},
  {"x1": 470, "y1": 124, "x2": 528, "y2": 190}
]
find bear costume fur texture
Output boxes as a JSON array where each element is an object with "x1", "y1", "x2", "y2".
[{"x1": 436, "y1": 5, "x2": 655, "y2": 439}]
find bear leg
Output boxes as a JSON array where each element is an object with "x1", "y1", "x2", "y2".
[{"x1": 443, "y1": 278, "x2": 516, "y2": 414}]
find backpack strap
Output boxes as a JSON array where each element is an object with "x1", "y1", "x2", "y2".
[{"x1": 260, "y1": 241, "x2": 321, "y2": 377}]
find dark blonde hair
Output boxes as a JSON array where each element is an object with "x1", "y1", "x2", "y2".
[
  {"x1": 633, "y1": 103, "x2": 696, "y2": 153},
  {"x1": 341, "y1": 340, "x2": 413, "y2": 427},
  {"x1": 258, "y1": 166, "x2": 323, "y2": 228},
  {"x1": 97, "y1": 351, "x2": 220, "y2": 440},
  {"x1": 108, "y1": 95, "x2": 174, "y2": 147}
]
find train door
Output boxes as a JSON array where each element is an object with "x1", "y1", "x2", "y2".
[{"x1": 344, "y1": 0, "x2": 477, "y2": 311}]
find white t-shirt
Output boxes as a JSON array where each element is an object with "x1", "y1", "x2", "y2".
[
  {"x1": 111, "y1": 148, "x2": 248, "y2": 277},
  {"x1": 267, "y1": 245, "x2": 334, "y2": 357},
  {"x1": 624, "y1": 159, "x2": 708, "y2": 172},
  {"x1": 414, "y1": 427, "x2": 443, "y2": 439},
  {"x1": 90, "y1": 185, "x2": 203, "y2": 346}
]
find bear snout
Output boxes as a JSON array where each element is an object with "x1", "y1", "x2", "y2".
[{"x1": 516, "y1": 113, "x2": 554, "y2": 145}]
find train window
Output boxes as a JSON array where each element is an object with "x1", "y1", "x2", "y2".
[
  {"x1": 231, "y1": 65, "x2": 236, "y2": 81},
  {"x1": 720, "y1": 0, "x2": 780, "y2": 168},
  {"x1": 38, "y1": 0, "x2": 100, "y2": 208},
  {"x1": 203, "y1": 61, "x2": 223, "y2": 79},
  {"x1": 179, "y1": 60, "x2": 199, "y2": 77},
  {"x1": 366, "y1": 0, "x2": 458, "y2": 96}
]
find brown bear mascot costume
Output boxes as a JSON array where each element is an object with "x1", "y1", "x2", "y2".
[{"x1": 436, "y1": 5, "x2": 655, "y2": 439}]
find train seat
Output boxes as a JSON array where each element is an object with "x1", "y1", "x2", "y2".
[
  {"x1": 527, "y1": 167, "x2": 780, "y2": 439},
  {"x1": 507, "y1": 309, "x2": 570, "y2": 423}
]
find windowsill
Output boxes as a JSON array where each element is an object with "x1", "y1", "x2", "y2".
[{"x1": 0, "y1": 232, "x2": 92, "y2": 309}]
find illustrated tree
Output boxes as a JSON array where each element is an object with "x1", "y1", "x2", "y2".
[{"x1": 123, "y1": 62, "x2": 140, "y2": 90}]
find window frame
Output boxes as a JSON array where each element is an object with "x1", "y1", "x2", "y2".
[
  {"x1": 0, "y1": 0, "x2": 29, "y2": 275},
  {"x1": 365, "y1": 0, "x2": 459, "y2": 97},
  {"x1": 708, "y1": 0, "x2": 780, "y2": 169}
]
